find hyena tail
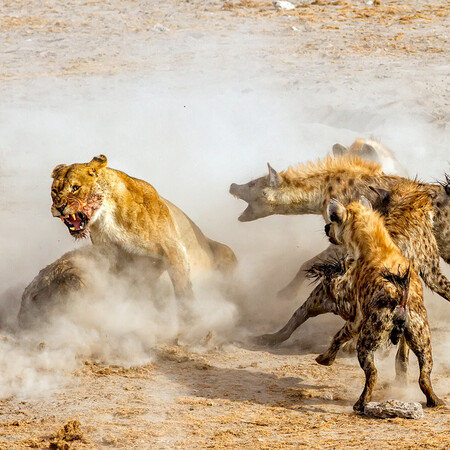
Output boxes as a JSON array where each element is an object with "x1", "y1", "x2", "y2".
[{"x1": 382, "y1": 264, "x2": 411, "y2": 345}]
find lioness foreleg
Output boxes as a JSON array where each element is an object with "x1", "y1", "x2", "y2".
[{"x1": 161, "y1": 240, "x2": 194, "y2": 300}]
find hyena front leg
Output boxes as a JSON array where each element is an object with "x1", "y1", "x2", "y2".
[
  {"x1": 316, "y1": 320, "x2": 358, "y2": 366},
  {"x1": 277, "y1": 245, "x2": 345, "y2": 300},
  {"x1": 405, "y1": 309, "x2": 444, "y2": 407},
  {"x1": 353, "y1": 314, "x2": 392, "y2": 412},
  {"x1": 256, "y1": 284, "x2": 336, "y2": 346}
]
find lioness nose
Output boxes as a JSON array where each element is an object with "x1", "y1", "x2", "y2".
[
  {"x1": 56, "y1": 202, "x2": 67, "y2": 214},
  {"x1": 324, "y1": 223, "x2": 331, "y2": 236}
]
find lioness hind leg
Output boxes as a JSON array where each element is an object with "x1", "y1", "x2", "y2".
[{"x1": 207, "y1": 239, "x2": 238, "y2": 273}]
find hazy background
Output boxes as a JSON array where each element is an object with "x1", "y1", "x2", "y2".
[{"x1": 0, "y1": 73, "x2": 449, "y2": 399}]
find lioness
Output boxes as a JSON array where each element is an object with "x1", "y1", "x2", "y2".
[{"x1": 50, "y1": 155, "x2": 237, "y2": 300}]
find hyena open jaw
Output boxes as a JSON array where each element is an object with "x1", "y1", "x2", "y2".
[
  {"x1": 319, "y1": 198, "x2": 443, "y2": 412},
  {"x1": 230, "y1": 155, "x2": 450, "y2": 305}
]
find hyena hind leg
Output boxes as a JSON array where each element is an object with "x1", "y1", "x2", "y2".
[
  {"x1": 405, "y1": 311, "x2": 444, "y2": 407},
  {"x1": 316, "y1": 320, "x2": 358, "y2": 366},
  {"x1": 277, "y1": 245, "x2": 345, "y2": 301},
  {"x1": 394, "y1": 335, "x2": 410, "y2": 385},
  {"x1": 256, "y1": 284, "x2": 335, "y2": 346}
]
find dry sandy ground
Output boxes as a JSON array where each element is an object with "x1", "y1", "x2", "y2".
[
  {"x1": 1, "y1": 1, "x2": 450, "y2": 448},
  {"x1": 2, "y1": 340, "x2": 450, "y2": 449}
]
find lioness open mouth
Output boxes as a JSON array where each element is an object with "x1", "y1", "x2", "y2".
[{"x1": 60, "y1": 212, "x2": 89, "y2": 235}]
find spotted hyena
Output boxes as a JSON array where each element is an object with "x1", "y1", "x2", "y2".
[
  {"x1": 332, "y1": 138, "x2": 407, "y2": 176},
  {"x1": 257, "y1": 178, "x2": 450, "y2": 346},
  {"x1": 317, "y1": 198, "x2": 443, "y2": 412},
  {"x1": 279, "y1": 139, "x2": 407, "y2": 300},
  {"x1": 230, "y1": 155, "x2": 450, "y2": 303}
]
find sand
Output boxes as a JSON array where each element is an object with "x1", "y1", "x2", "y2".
[{"x1": 0, "y1": 0, "x2": 449, "y2": 448}]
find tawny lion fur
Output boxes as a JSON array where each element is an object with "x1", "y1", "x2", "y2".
[{"x1": 49, "y1": 155, "x2": 236, "y2": 301}]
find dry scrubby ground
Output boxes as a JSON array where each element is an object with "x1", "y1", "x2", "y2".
[{"x1": 1, "y1": 0, "x2": 450, "y2": 448}]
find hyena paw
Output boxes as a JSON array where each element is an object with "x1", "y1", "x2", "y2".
[
  {"x1": 315, "y1": 353, "x2": 334, "y2": 366},
  {"x1": 253, "y1": 333, "x2": 281, "y2": 347},
  {"x1": 427, "y1": 397, "x2": 445, "y2": 408},
  {"x1": 353, "y1": 400, "x2": 366, "y2": 413}
]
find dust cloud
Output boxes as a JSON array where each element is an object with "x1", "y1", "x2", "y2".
[{"x1": 0, "y1": 75, "x2": 448, "y2": 400}]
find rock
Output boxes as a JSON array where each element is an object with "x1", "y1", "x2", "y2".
[
  {"x1": 364, "y1": 400, "x2": 424, "y2": 419},
  {"x1": 152, "y1": 24, "x2": 169, "y2": 32},
  {"x1": 273, "y1": 1, "x2": 296, "y2": 11}
]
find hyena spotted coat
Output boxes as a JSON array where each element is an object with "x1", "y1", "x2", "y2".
[
  {"x1": 319, "y1": 198, "x2": 443, "y2": 412},
  {"x1": 230, "y1": 155, "x2": 450, "y2": 303},
  {"x1": 257, "y1": 179, "x2": 450, "y2": 346}
]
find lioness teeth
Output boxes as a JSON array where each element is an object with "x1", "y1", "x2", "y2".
[
  {"x1": 70, "y1": 226, "x2": 75, "y2": 231},
  {"x1": 71, "y1": 214, "x2": 77, "y2": 221}
]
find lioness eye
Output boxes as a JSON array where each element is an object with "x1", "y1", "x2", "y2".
[
  {"x1": 51, "y1": 188, "x2": 57, "y2": 195},
  {"x1": 72, "y1": 185, "x2": 80, "y2": 193}
]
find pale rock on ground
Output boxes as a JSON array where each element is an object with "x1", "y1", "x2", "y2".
[{"x1": 364, "y1": 400, "x2": 424, "y2": 420}]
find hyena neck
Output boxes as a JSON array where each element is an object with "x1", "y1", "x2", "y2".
[
  {"x1": 347, "y1": 210, "x2": 398, "y2": 262},
  {"x1": 266, "y1": 180, "x2": 329, "y2": 216}
]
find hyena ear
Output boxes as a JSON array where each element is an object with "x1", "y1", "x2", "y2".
[
  {"x1": 360, "y1": 144, "x2": 378, "y2": 160},
  {"x1": 87, "y1": 154, "x2": 108, "y2": 176},
  {"x1": 51, "y1": 164, "x2": 66, "y2": 178},
  {"x1": 332, "y1": 143, "x2": 348, "y2": 157},
  {"x1": 369, "y1": 185, "x2": 390, "y2": 203},
  {"x1": 444, "y1": 173, "x2": 450, "y2": 196},
  {"x1": 359, "y1": 196, "x2": 373, "y2": 210},
  {"x1": 327, "y1": 199, "x2": 346, "y2": 223},
  {"x1": 267, "y1": 163, "x2": 282, "y2": 188}
]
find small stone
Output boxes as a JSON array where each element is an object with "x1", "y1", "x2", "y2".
[
  {"x1": 152, "y1": 24, "x2": 169, "y2": 32},
  {"x1": 273, "y1": 1, "x2": 296, "y2": 11},
  {"x1": 364, "y1": 400, "x2": 424, "y2": 419}
]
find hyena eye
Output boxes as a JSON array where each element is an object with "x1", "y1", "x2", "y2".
[{"x1": 72, "y1": 185, "x2": 80, "y2": 193}]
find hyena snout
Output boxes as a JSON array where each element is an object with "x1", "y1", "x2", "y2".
[{"x1": 325, "y1": 223, "x2": 340, "y2": 245}]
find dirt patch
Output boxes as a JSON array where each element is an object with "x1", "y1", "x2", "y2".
[
  {"x1": 1, "y1": 0, "x2": 449, "y2": 448},
  {"x1": 49, "y1": 420, "x2": 84, "y2": 449}
]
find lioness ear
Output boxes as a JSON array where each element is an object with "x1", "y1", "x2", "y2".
[
  {"x1": 359, "y1": 196, "x2": 372, "y2": 210},
  {"x1": 87, "y1": 154, "x2": 107, "y2": 176},
  {"x1": 267, "y1": 163, "x2": 282, "y2": 188},
  {"x1": 332, "y1": 144, "x2": 348, "y2": 157},
  {"x1": 52, "y1": 164, "x2": 66, "y2": 178},
  {"x1": 327, "y1": 199, "x2": 346, "y2": 223}
]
